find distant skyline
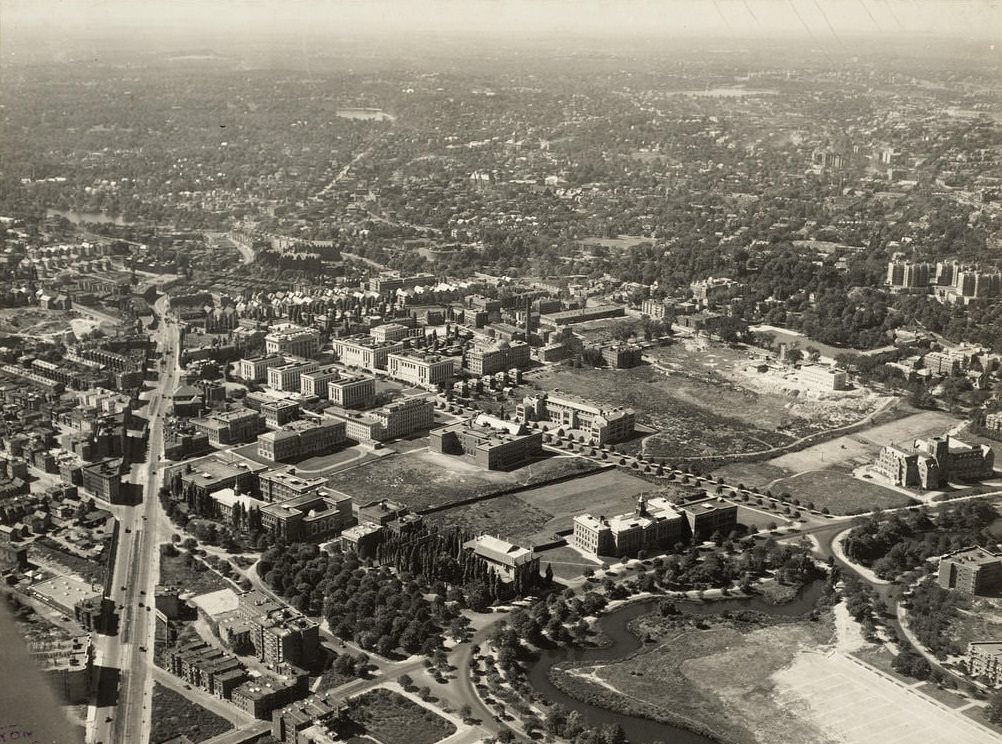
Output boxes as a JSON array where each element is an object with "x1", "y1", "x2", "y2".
[{"x1": 3, "y1": 0, "x2": 1000, "y2": 43}]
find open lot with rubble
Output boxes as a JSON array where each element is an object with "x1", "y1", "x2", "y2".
[
  {"x1": 0, "y1": 306, "x2": 111, "y2": 340},
  {"x1": 528, "y1": 337, "x2": 890, "y2": 460}
]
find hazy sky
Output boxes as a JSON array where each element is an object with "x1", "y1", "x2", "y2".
[{"x1": 3, "y1": 0, "x2": 1000, "y2": 43}]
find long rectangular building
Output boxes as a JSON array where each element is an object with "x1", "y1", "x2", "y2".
[
  {"x1": 331, "y1": 335, "x2": 405, "y2": 371},
  {"x1": 325, "y1": 397, "x2": 434, "y2": 443},
  {"x1": 517, "y1": 392, "x2": 634, "y2": 444}
]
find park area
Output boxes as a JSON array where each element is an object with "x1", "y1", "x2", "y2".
[
  {"x1": 334, "y1": 449, "x2": 601, "y2": 513},
  {"x1": 150, "y1": 683, "x2": 233, "y2": 743},
  {"x1": 345, "y1": 688, "x2": 455, "y2": 744},
  {"x1": 762, "y1": 470, "x2": 915, "y2": 515}
]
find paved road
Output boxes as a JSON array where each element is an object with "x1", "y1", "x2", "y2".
[{"x1": 87, "y1": 299, "x2": 179, "y2": 744}]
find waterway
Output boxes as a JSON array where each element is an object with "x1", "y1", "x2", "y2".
[
  {"x1": 46, "y1": 208, "x2": 132, "y2": 226},
  {"x1": 525, "y1": 580, "x2": 826, "y2": 744}
]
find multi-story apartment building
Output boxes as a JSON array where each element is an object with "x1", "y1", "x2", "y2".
[
  {"x1": 159, "y1": 639, "x2": 248, "y2": 700},
  {"x1": 430, "y1": 414, "x2": 543, "y2": 470},
  {"x1": 466, "y1": 340, "x2": 531, "y2": 376},
  {"x1": 237, "y1": 354, "x2": 286, "y2": 382},
  {"x1": 938, "y1": 547, "x2": 1002, "y2": 596},
  {"x1": 331, "y1": 335, "x2": 406, "y2": 372},
  {"x1": 249, "y1": 607, "x2": 321, "y2": 668},
  {"x1": 256, "y1": 418, "x2": 347, "y2": 462},
  {"x1": 886, "y1": 260, "x2": 932, "y2": 290},
  {"x1": 325, "y1": 397, "x2": 434, "y2": 442},
  {"x1": 80, "y1": 458, "x2": 123, "y2": 504},
  {"x1": 968, "y1": 642, "x2": 1002, "y2": 685},
  {"x1": 191, "y1": 409, "x2": 266, "y2": 446},
  {"x1": 985, "y1": 412, "x2": 1002, "y2": 437},
  {"x1": 265, "y1": 323, "x2": 320, "y2": 358},
  {"x1": 327, "y1": 373, "x2": 376, "y2": 409},
  {"x1": 517, "y1": 392, "x2": 635, "y2": 444},
  {"x1": 386, "y1": 350, "x2": 455, "y2": 388},
  {"x1": 641, "y1": 298, "x2": 674, "y2": 320},
  {"x1": 272, "y1": 692, "x2": 345, "y2": 744},
  {"x1": 230, "y1": 669, "x2": 309, "y2": 721}
]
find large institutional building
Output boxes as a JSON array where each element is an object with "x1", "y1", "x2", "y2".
[
  {"x1": 462, "y1": 535, "x2": 540, "y2": 584},
  {"x1": 386, "y1": 350, "x2": 455, "y2": 388},
  {"x1": 573, "y1": 494, "x2": 738, "y2": 557},
  {"x1": 873, "y1": 435, "x2": 995, "y2": 489},
  {"x1": 331, "y1": 335, "x2": 405, "y2": 371},
  {"x1": 325, "y1": 397, "x2": 434, "y2": 443},
  {"x1": 466, "y1": 341, "x2": 531, "y2": 376},
  {"x1": 516, "y1": 392, "x2": 635, "y2": 444},
  {"x1": 430, "y1": 413, "x2": 543, "y2": 470},
  {"x1": 264, "y1": 323, "x2": 321, "y2": 358},
  {"x1": 256, "y1": 418, "x2": 347, "y2": 462}
]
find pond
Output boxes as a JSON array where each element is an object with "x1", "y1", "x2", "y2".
[{"x1": 525, "y1": 580, "x2": 826, "y2": 743}]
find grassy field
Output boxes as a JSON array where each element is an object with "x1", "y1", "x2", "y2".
[
  {"x1": 150, "y1": 683, "x2": 232, "y2": 743},
  {"x1": 334, "y1": 449, "x2": 600, "y2": 512},
  {"x1": 159, "y1": 549, "x2": 230, "y2": 595},
  {"x1": 348, "y1": 688, "x2": 455, "y2": 744},
  {"x1": 558, "y1": 613, "x2": 835, "y2": 744},
  {"x1": 426, "y1": 468, "x2": 674, "y2": 547},
  {"x1": 766, "y1": 470, "x2": 915, "y2": 515}
]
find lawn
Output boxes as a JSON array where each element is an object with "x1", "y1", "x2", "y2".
[
  {"x1": 334, "y1": 449, "x2": 600, "y2": 512},
  {"x1": 766, "y1": 469, "x2": 915, "y2": 515},
  {"x1": 348, "y1": 688, "x2": 455, "y2": 744},
  {"x1": 159, "y1": 548, "x2": 230, "y2": 595},
  {"x1": 150, "y1": 683, "x2": 232, "y2": 744},
  {"x1": 426, "y1": 468, "x2": 668, "y2": 546}
]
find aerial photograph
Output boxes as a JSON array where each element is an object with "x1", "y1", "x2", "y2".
[{"x1": 0, "y1": 0, "x2": 1000, "y2": 742}]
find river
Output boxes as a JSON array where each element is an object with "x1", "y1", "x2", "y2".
[
  {"x1": 525, "y1": 580, "x2": 826, "y2": 744},
  {"x1": 46, "y1": 208, "x2": 131, "y2": 226}
]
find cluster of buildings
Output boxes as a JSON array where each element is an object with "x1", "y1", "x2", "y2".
[
  {"x1": 156, "y1": 588, "x2": 319, "y2": 719},
  {"x1": 873, "y1": 434, "x2": 995, "y2": 490},
  {"x1": 886, "y1": 257, "x2": 1002, "y2": 305}
]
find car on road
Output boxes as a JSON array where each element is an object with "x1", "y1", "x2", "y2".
[{"x1": 125, "y1": 527, "x2": 131, "y2": 533}]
